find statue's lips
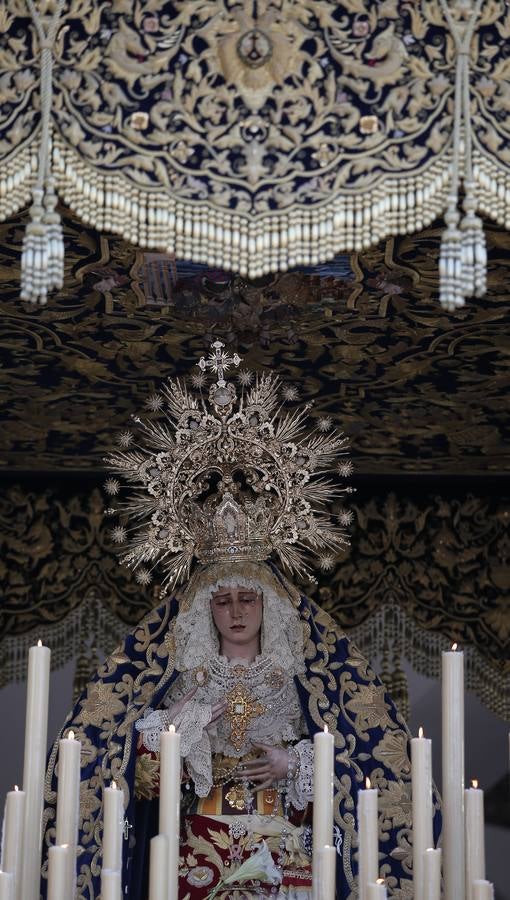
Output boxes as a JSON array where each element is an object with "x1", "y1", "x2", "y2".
[{"x1": 230, "y1": 624, "x2": 246, "y2": 631}]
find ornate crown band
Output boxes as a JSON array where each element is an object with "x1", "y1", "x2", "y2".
[{"x1": 104, "y1": 341, "x2": 353, "y2": 592}]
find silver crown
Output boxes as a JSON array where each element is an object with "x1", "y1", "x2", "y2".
[{"x1": 104, "y1": 341, "x2": 352, "y2": 592}]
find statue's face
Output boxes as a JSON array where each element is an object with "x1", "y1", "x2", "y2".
[{"x1": 210, "y1": 585, "x2": 263, "y2": 649}]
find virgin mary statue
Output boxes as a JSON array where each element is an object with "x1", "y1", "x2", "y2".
[{"x1": 41, "y1": 342, "x2": 440, "y2": 899}]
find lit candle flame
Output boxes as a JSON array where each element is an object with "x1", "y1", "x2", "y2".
[
  {"x1": 377, "y1": 879, "x2": 385, "y2": 885},
  {"x1": 472, "y1": 779, "x2": 478, "y2": 789},
  {"x1": 68, "y1": 730, "x2": 75, "y2": 740},
  {"x1": 14, "y1": 785, "x2": 18, "y2": 792},
  {"x1": 365, "y1": 776, "x2": 371, "y2": 789},
  {"x1": 37, "y1": 639, "x2": 42, "y2": 647},
  {"x1": 61, "y1": 844, "x2": 69, "y2": 849},
  {"x1": 169, "y1": 723, "x2": 176, "y2": 733},
  {"x1": 452, "y1": 642, "x2": 458, "y2": 651},
  {"x1": 111, "y1": 781, "x2": 117, "y2": 790},
  {"x1": 418, "y1": 726, "x2": 424, "y2": 738},
  {"x1": 324, "y1": 724, "x2": 329, "y2": 734}
]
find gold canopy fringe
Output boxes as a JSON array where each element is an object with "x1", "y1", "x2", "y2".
[
  {"x1": 3, "y1": 140, "x2": 504, "y2": 290},
  {"x1": 347, "y1": 602, "x2": 509, "y2": 722},
  {"x1": 52, "y1": 136, "x2": 453, "y2": 279},
  {"x1": 0, "y1": 592, "x2": 127, "y2": 693},
  {"x1": 0, "y1": 144, "x2": 38, "y2": 221}
]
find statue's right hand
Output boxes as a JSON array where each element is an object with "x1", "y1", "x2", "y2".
[
  {"x1": 209, "y1": 699, "x2": 227, "y2": 725},
  {"x1": 166, "y1": 686, "x2": 198, "y2": 722}
]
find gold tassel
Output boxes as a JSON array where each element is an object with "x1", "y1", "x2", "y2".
[
  {"x1": 439, "y1": 204, "x2": 465, "y2": 311},
  {"x1": 461, "y1": 182, "x2": 487, "y2": 299},
  {"x1": 20, "y1": 2, "x2": 65, "y2": 304}
]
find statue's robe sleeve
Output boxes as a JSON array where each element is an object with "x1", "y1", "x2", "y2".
[{"x1": 41, "y1": 584, "x2": 441, "y2": 900}]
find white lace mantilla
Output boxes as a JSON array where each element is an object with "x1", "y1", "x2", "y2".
[{"x1": 135, "y1": 655, "x2": 314, "y2": 802}]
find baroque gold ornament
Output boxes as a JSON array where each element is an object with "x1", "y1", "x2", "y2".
[
  {"x1": 104, "y1": 340, "x2": 352, "y2": 590},
  {"x1": 224, "y1": 683, "x2": 265, "y2": 752}
]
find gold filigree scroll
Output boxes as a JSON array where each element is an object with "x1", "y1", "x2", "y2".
[{"x1": 0, "y1": 483, "x2": 508, "y2": 718}]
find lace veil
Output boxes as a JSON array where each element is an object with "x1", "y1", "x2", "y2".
[{"x1": 173, "y1": 560, "x2": 305, "y2": 676}]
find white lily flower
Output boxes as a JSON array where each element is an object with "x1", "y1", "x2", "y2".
[{"x1": 205, "y1": 840, "x2": 282, "y2": 899}]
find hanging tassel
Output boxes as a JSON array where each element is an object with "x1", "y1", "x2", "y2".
[
  {"x1": 44, "y1": 175, "x2": 64, "y2": 290},
  {"x1": 460, "y1": 181, "x2": 487, "y2": 299},
  {"x1": 20, "y1": 179, "x2": 64, "y2": 303},
  {"x1": 438, "y1": 1, "x2": 485, "y2": 312},
  {"x1": 20, "y1": 187, "x2": 50, "y2": 304},
  {"x1": 20, "y1": 2, "x2": 65, "y2": 305},
  {"x1": 439, "y1": 203, "x2": 465, "y2": 311}
]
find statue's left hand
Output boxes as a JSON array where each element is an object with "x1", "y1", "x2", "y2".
[{"x1": 241, "y1": 742, "x2": 289, "y2": 790}]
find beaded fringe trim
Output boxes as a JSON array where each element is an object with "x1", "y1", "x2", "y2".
[
  {"x1": 349, "y1": 602, "x2": 509, "y2": 722},
  {"x1": 4, "y1": 136, "x2": 454, "y2": 281},
  {"x1": 1, "y1": 141, "x2": 499, "y2": 301}
]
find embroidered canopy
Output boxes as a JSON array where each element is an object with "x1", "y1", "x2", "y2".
[{"x1": 2, "y1": 0, "x2": 510, "y2": 300}]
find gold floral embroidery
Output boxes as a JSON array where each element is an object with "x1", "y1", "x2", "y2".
[
  {"x1": 79, "y1": 780, "x2": 102, "y2": 825},
  {"x1": 373, "y1": 730, "x2": 411, "y2": 777},
  {"x1": 378, "y1": 781, "x2": 411, "y2": 828},
  {"x1": 345, "y1": 684, "x2": 393, "y2": 733},
  {"x1": 76, "y1": 682, "x2": 127, "y2": 728}
]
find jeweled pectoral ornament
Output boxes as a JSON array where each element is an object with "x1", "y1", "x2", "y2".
[{"x1": 225, "y1": 683, "x2": 265, "y2": 752}]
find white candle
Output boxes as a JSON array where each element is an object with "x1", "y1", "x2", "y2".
[
  {"x1": 312, "y1": 725, "x2": 334, "y2": 899},
  {"x1": 0, "y1": 786, "x2": 25, "y2": 899},
  {"x1": 47, "y1": 845, "x2": 71, "y2": 900},
  {"x1": 358, "y1": 777, "x2": 379, "y2": 900},
  {"x1": 56, "y1": 729, "x2": 81, "y2": 898},
  {"x1": 0, "y1": 872, "x2": 13, "y2": 900},
  {"x1": 149, "y1": 834, "x2": 169, "y2": 900},
  {"x1": 441, "y1": 644, "x2": 465, "y2": 900},
  {"x1": 423, "y1": 848, "x2": 441, "y2": 900},
  {"x1": 472, "y1": 880, "x2": 494, "y2": 900},
  {"x1": 101, "y1": 868, "x2": 121, "y2": 900},
  {"x1": 159, "y1": 725, "x2": 181, "y2": 900},
  {"x1": 103, "y1": 781, "x2": 124, "y2": 873},
  {"x1": 411, "y1": 727, "x2": 433, "y2": 900},
  {"x1": 316, "y1": 845, "x2": 336, "y2": 900},
  {"x1": 19, "y1": 641, "x2": 51, "y2": 900},
  {"x1": 367, "y1": 879, "x2": 387, "y2": 899},
  {"x1": 465, "y1": 780, "x2": 485, "y2": 900}
]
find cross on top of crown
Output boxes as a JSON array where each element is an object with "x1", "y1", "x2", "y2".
[{"x1": 197, "y1": 340, "x2": 242, "y2": 388}]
